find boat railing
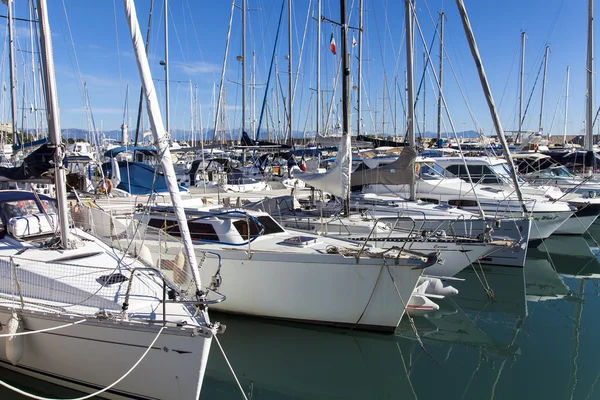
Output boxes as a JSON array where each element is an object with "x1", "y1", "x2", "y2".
[
  {"x1": 70, "y1": 203, "x2": 217, "y2": 297},
  {"x1": 355, "y1": 216, "x2": 418, "y2": 259},
  {"x1": 120, "y1": 267, "x2": 226, "y2": 326}
]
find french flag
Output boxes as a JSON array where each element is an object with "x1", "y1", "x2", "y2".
[{"x1": 329, "y1": 33, "x2": 337, "y2": 55}]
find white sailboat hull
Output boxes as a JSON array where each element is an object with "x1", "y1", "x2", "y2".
[
  {"x1": 0, "y1": 310, "x2": 213, "y2": 400},
  {"x1": 554, "y1": 213, "x2": 598, "y2": 235},
  {"x1": 199, "y1": 251, "x2": 423, "y2": 332}
]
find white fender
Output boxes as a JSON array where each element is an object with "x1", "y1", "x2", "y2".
[
  {"x1": 406, "y1": 294, "x2": 440, "y2": 317},
  {"x1": 419, "y1": 277, "x2": 459, "y2": 297},
  {"x1": 136, "y1": 244, "x2": 154, "y2": 266},
  {"x1": 5, "y1": 312, "x2": 24, "y2": 366},
  {"x1": 173, "y1": 251, "x2": 187, "y2": 285}
]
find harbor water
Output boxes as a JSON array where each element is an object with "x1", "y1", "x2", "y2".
[{"x1": 3, "y1": 226, "x2": 600, "y2": 399}]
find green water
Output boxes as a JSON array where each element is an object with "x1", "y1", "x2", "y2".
[{"x1": 4, "y1": 227, "x2": 600, "y2": 400}]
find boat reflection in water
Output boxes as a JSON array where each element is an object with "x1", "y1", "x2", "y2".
[{"x1": 202, "y1": 313, "x2": 417, "y2": 399}]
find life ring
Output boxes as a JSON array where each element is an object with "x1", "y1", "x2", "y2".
[{"x1": 97, "y1": 178, "x2": 113, "y2": 195}]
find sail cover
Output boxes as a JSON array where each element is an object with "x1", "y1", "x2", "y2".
[
  {"x1": 350, "y1": 145, "x2": 417, "y2": 186},
  {"x1": 292, "y1": 134, "x2": 351, "y2": 198},
  {"x1": 0, "y1": 144, "x2": 55, "y2": 182}
]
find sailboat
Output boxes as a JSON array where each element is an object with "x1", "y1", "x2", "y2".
[{"x1": 0, "y1": 1, "x2": 217, "y2": 399}]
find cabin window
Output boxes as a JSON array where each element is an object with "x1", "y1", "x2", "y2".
[
  {"x1": 233, "y1": 219, "x2": 261, "y2": 240},
  {"x1": 256, "y1": 216, "x2": 285, "y2": 234},
  {"x1": 448, "y1": 199, "x2": 479, "y2": 208},
  {"x1": 147, "y1": 218, "x2": 219, "y2": 241},
  {"x1": 444, "y1": 164, "x2": 501, "y2": 184}
]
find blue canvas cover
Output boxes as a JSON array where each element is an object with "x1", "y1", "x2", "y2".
[{"x1": 102, "y1": 161, "x2": 187, "y2": 195}]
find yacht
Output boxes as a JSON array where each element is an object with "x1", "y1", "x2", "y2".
[
  {"x1": 433, "y1": 156, "x2": 600, "y2": 235},
  {"x1": 126, "y1": 205, "x2": 436, "y2": 333}
]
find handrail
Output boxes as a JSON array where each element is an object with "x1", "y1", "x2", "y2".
[{"x1": 355, "y1": 216, "x2": 417, "y2": 260}]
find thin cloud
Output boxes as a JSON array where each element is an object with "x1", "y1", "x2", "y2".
[{"x1": 175, "y1": 61, "x2": 220, "y2": 75}]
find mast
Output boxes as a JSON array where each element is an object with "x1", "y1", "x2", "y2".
[
  {"x1": 382, "y1": 73, "x2": 386, "y2": 135},
  {"x1": 212, "y1": 0, "x2": 235, "y2": 143},
  {"x1": 36, "y1": 0, "x2": 70, "y2": 248},
  {"x1": 455, "y1": 0, "x2": 527, "y2": 215},
  {"x1": 518, "y1": 31, "x2": 526, "y2": 142},
  {"x1": 7, "y1": 0, "x2": 18, "y2": 148},
  {"x1": 134, "y1": 0, "x2": 154, "y2": 146},
  {"x1": 242, "y1": 0, "x2": 247, "y2": 135},
  {"x1": 422, "y1": 53, "x2": 426, "y2": 134},
  {"x1": 436, "y1": 11, "x2": 445, "y2": 145},
  {"x1": 341, "y1": 0, "x2": 351, "y2": 214},
  {"x1": 539, "y1": 45, "x2": 549, "y2": 134},
  {"x1": 29, "y1": 0, "x2": 39, "y2": 140},
  {"x1": 317, "y1": 0, "x2": 321, "y2": 136},
  {"x1": 163, "y1": 0, "x2": 170, "y2": 135},
  {"x1": 287, "y1": 0, "x2": 293, "y2": 146},
  {"x1": 123, "y1": 0, "x2": 203, "y2": 292},
  {"x1": 405, "y1": 0, "x2": 416, "y2": 201},
  {"x1": 563, "y1": 65, "x2": 570, "y2": 144},
  {"x1": 586, "y1": 0, "x2": 594, "y2": 152},
  {"x1": 190, "y1": 80, "x2": 194, "y2": 145},
  {"x1": 357, "y1": 0, "x2": 363, "y2": 136}
]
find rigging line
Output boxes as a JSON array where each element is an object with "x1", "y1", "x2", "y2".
[
  {"x1": 520, "y1": 56, "x2": 545, "y2": 127},
  {"x1": 167, "y1": 3, "x2": 189, "y2": 70},
  {"x1": 292, "y1": 0, "x2": 312, "y2": 105},
  {"x1": 548, "y1": 78, "x2": 566, "y2": 135},
  {"x1": 422, "y1": 0, "x2": 482, "y2": 132},
  {"x1": 59, "y1": 0, "x2": 87, "y2": 106},
  {"x1": 112, "y1": 0, "x2": 125, "y2": 112}
]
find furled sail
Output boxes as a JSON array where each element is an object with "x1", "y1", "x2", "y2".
[
  {"x1": 350, "y1": 145, "x2": 417, "y2": 186},
  {"x1": 292, "y1": 134, "x2": 350, "y2": 199}
]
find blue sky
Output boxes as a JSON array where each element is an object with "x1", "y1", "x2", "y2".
[{"x1": 0, "y1": 0, "x2": 590, "y2": 141}]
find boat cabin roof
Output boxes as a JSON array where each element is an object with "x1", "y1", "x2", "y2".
[{"x1": 434, "y1": 156, "x2": 507, "y2": 166}]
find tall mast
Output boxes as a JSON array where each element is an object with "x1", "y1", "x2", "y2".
[
  {"x1": 189, "y1": 80, "x2": 194, "y2": 145},
  {"x1": 455, "y1": 0, "x2": 527, "y2": 215},
  {"x1": 212, "y1": 0, "x2": 235, "y2": 143},
  {"x1": 123, "y1": 0, "x2": 203, "y2": 291},
  {"x1": 394, "y1": 75, "x2": 398, "y2": 139},
  {"x1": 405, "y1": 0, "x2": 416, "y2": 201},
  {"x1": 36, "y1": 0, "x2": 70, "y2": 248},
  {"x1": 563, "y1": 65, "x2": 570, "y2": 144},
  {"x1": 341, "y1": 0, "x2": 350, "y2": 214},
  {"x1": 7, "y1": 0, "x2": 18, "y2": 148},
  {"x1": 422, "y1": 53, "x2": 426, "y2": 134},
  {"x1": 134, "y1": 0, "x2": 154, "y2": 146},
  {"x1": 242, "y1": 0, "x2": 247, "y2": 135},
  {"x1": 382, "y1": 72, "x2": 386, "y2": 135},
  {"x1": 357, "y1": 0, "x2": 363, "y2": 136},
  {"x1": 29, "y1": 0, "x2": 39, "y2": 139},
  {"x1": 538, "y1": 45, "x2": 549, "y2": 134},
  {"x1": 164, "y1": 0, "x2": 170, "y2": 134},
  {"x1": 287, "y1": 0, "x2": 293, "y2": 146},
  {"x1": 518, "y1": 31, "x2": 526, "y2": 142},
  {"x1": 436, "y1": 11, "x2": 445, "y2": 145},
  {"x1": 316, "y1": 0, "x2": 321, "y2": 136},
  {"x1": 586, "y1": 0, "x2": 594, "y2": 152}
]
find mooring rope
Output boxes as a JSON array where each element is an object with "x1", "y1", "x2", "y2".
[
  {"x1": 214, "y1": 333, "x2": 249, "y2": 400},
  {"x1": 0, "y1": 318, "x2": 87, "y2": 338},
  {"x1": 0, "y1": 326, "x2": 165, "y2": 400}
]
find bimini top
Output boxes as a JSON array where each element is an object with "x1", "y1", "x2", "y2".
[{"x1": 103, "y1": 146, "x2": 157, "y2": 158}]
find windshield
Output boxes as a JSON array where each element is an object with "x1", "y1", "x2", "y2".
[
  {"x1": 418, "y1": 162, "x2": 449, "y2": 179},
  {"x1": 490, "y1": 163, "x2": 524, "y2": 184},
  {"x1": 548, "y1": 166, "x2": 574, "y2": 178}
]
